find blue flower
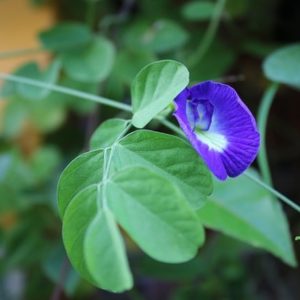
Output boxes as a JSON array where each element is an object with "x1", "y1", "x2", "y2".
[{"x1": 174, "y1": 81, "x2": 260, "y2": 180}]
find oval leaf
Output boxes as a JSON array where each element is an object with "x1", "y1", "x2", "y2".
[
  {"x1": 62, "y1": 36, "x2": 115, "y2": 83},
  {"x1": 90, "y1": 119, "x2": 129, "y2": 150},
  {"x1": 143, "y1": 20, "x2": 189, "y2": 53},
  {"x1": 182, "y1": 1, "x2": 216, "y2": 21},
  {"x1": 131, "y1": 60, "x2": 189, "y2": 128},
  {"x1": 263, "y1": 44, "x2": 300, "y2": 88},
  {"x1": 124, "y1": 20, "x2": 188, "y2": 54},
  {"x1": 63, "y1": 185, "x2": 133, "y2": 292},
  {"x1": 39, "y1": 22, "x2": 92, "y2": 52},
  {"x1": 113, "y1": 130, "x2": 212, "y2": 208},
  {"x1": 57, "y1": 149, "x2": 104, "y2": 217},
  {"x1": 197, "y1": 169, "x2": 296, "y2": 266},
  {"x1": 107, "y1": 166, "x2": 204, "y2": 263}
]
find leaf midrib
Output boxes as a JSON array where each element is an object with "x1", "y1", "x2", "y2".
[{"x1": 109, "y1": 181, "x2": 198, "y2": 248}]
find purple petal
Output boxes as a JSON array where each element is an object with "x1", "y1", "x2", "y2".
[{"x1": 173, "y1": 81, "x2": 260, "y2": 180}]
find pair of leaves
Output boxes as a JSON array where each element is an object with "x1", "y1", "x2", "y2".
[
  {"x1": 59, "y1": 128, "x2": 212, "y2": 214},
  {"x1": 58, "y1": 127, "x2": 212, "y2": 292},
  {"x1": 90, "y1": 121, "x2": 212, "y2": 209}
]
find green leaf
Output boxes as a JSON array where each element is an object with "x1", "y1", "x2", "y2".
[
  {"x1": 144, "y1": 20, "x2": 188, "y2": 53},
  {"x1": 15, "y1": 59, "x2": 61, "y2": 101},
  {"x1": 57, "y1": 150, "x2": 104, "y2": 217},
  {"x1": 30, "y1": 100, "x2": 66, "y2": 133},
  {"x1": 114, "y1": 49, "x2": 155, "y2": 85},
  {"x1": 63, "y1": 185, "x2": 133, "y2": 292},
  {"x1": 2, "y1": 150, "x2": 36, "y2": 190},
  {"x1": 39, "y1": 22, "x2": 92, "y2": 52},
  {"x1": 197, "y1": 169, "x2": 296, "y2": 266},
  {"x1": 123, "y1": 20, "x2": 189, "y2": 54},
  {"x1": 0, "y1": 80, "x2": 15, "y2": 99},
  {"x1": 29, "y1": 146, "x2": 61, "y2": 183},
  {"x1": 62, "y1": 36, "x2": 115, "y2": 83},
  {"x1": 90, "y1": 119, "x2": 129, "y2": 150},
  {"x1": 107, "y1": 166, "x2": 204, "y2": 263},
  {"x1": 182, "y1": 1, "x2": 216, "y2": 21},
  {"x1": 3, "y1": 92, "x2": 66, "y2": 136},
  {"x1": 263, "y1": 44, "x2": 300, "y2": 88},
  {"x1": 113, "y1": 130, "x2": 212, "y2": 209},
  {"x1": 0, "y1": 154, "x2": 12, "y2": 181},
  {"x1": 131, "y1": 60, "x2": 189, "y2": 128},
  {"x1": 58, "y1": 130, "x2": 211, "y2": 291},
  {"x1": 2, "y1": 99, "x2": 28, "y2": 138},
  {"x1": 0, "y1": 183, "x2": 21, "y2": 213}
]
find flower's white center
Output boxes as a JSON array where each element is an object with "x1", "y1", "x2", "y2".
[{"x1": 195, "y1": 131, "x2": 228, "y2": 152}]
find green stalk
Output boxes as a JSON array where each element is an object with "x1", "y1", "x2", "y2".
[
  {"x1": 0, "y1": 73, "x2": 132, "y2": 112},
  {"x1": 86, "y1": 0, "x2": 98, "y2": 29},
  {"x1": 1, "y1": 72, "x2": 299, "y2": 213},
  {"x1": 159, "y1": 118, "x2": 300, "y2": 213},
  {"x1": 155, "y1": 116, "x2": 184, "y2": 137},
  {"x1": 188, "y1": 0, "x2": 226, "y2": 67},
  {"x1": 257, "y1": 82, "x2": 280, "y2": 186},
  {"x1": 244, "y1": 171, "x2": 300, "y2": 213}
]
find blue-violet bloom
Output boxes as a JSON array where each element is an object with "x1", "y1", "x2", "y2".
[{"x1": 174, "y1": 81, "x2": 260, "y2": 180}]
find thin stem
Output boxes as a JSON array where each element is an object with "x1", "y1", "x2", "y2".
[
  {"x1": 257, "y1": 82, "x2": 280, "y2": 186},
  {"x1": 244, "y1": 171, "x2": 300, "y2": 213},
  {"x1": 159, "y1": 118, "x2": 300, "y2": 213},
  {"x1": 0, "y1": 47, "x2": 43, "y2": 59},
  {"x1": 188, "y1": 0, "x2": 226, "y2": 67},
  {"x1": 0, "y1": 72, "x2": 132, "y2": 112},
  {"x1": 1, "y1": 72, "x2": 299, "y2": 213},
  {"x1": 156, "y1": 117, "x2": 184, "y2": 137},
  {"x1": 86, "y1": 0, "x2": 99, "y2": 29}
]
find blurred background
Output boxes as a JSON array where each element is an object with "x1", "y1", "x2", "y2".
[{"x1": 0, "y1": 0, "x2": 300, "y2": 299}]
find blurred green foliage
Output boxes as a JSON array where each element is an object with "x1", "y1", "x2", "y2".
[{"x1": 0, "y1": 0, "x2": 300, "y2": 299}]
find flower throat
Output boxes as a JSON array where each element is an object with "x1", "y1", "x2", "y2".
[{"x1": 186, "y1": 99, "x2": 214, "y2": 132}]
